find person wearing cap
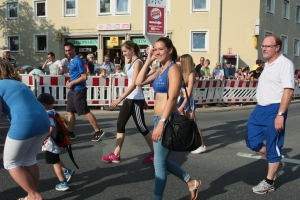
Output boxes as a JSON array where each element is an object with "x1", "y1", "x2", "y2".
[
  {"x1": 2, "y1": 49, "x2": 17, "y2": 71},
  {"x1": 0, "y1": 60, "x2": 50, "y2": 200},
  {"x1": 37, "y1": 93, "x2": 75, "y2": 192}
]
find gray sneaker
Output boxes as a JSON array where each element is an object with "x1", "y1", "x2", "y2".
[
  {"x1": 252, "y1": 179, "x2": 275, "y2": 194},
  {"x1": 274, "y1": 160, "x2": 285, "y2": 180}
]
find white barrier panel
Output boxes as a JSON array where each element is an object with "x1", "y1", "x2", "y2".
[
  {"x1": 293, "y1": 85, "x2": 300, "y2": 98},
  {"x1": 86, "y1": 76, "x2": 111, "y2": 106},
  {"x1": 193, "y1": 79, "x2": 223, "y2": 104},
  {"x1": 20, "y1": 74, "x2": 35, "y2": 92},
  {"x1": 222, "y1": 80, "x2": 257, "y2": 103},
  {"x1": 36, "y1": 75, "x2": 70, "y2": 106}
]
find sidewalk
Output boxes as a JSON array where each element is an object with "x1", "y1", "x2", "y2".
[{"x1": 55, "y1": 100, "x2": 300, "y2": 116}]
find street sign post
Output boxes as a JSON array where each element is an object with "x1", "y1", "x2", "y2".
[{"x1": 143, "y1": 0, "x2": 167, "y2": 46}]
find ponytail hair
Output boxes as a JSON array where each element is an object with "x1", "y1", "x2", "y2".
[
  {"x1": 155, "y1": 37, "x2": 178, "y2": 61},
  {"x1": 121, "y1": 40, "x2": 141, "y2": 63}
]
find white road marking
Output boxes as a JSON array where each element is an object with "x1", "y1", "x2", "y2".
[{"x1": 236, "y1": 152, "x2": 300, "y2": 165}]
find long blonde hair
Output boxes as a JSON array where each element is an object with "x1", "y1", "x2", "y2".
[
  {"x1": 180, "y1": 54, "x2": 194, "y2": 86},
  {"x1": 0, "y1": 60, "x2": 20, "y2": 81}
]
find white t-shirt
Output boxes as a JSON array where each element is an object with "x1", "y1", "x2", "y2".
[
  {"x1": 126, "y1": 59, "x2": 144, "y2": 99},
  {"x1": 114, "y1": 71, "x2": 126, "y2": 77},
  {"x1": 256, "y1": 54, "x2": 295, "y2": 106},
  {"x1": 47, "y1": 60, "x2": 62, "y2": 75}
]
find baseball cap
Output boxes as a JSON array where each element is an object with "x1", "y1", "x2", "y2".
[
  {"x1": 3, "y1": 49, "x2": 10, "y2": 53},
  {"x1": 37, "y1": 93, "x2": 55, "y2": 104}
]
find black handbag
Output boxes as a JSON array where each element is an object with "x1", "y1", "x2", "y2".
[{"x1": 162, "y1": 75, "x2": 202, "y2": 152}]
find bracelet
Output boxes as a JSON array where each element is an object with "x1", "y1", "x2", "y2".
[{"x1": 119, "y1": 96, "x2": 124, "y2": 101}]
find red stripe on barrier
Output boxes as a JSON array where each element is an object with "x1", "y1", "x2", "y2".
[
  {"x1": 194, "y1": 100, "x2": 199, "y2": 103},
  {"x1": 213, "y1": 81, "x2": 217, "y2": 87},
  {"x1": 105, "y1": 100, "x2": 109, "y2": 104},
  {"x1": 202, "y1": 100, "x2": 207, "y2": 103},
  {"x1": 250, "y1": 98, "x2": 254, "y2": 101},
  {"x1": 40, "y1": 76, "x2": 44, "y2": 85},
  {"x1": 197, "y1": 81, "x2": 202, "y2": 88},
  {"x1": 243, "y1": 99, "x2": 247, "y2": 102},
  {"x1": 148, "y1": 101, "x2": 155, "y2": 105},
  {"x1": 205, "y1": 81, "x2": 210, "y2": 88},
  {"x1": 54, "y1": 101, "x2": 58, "y2": 104},
  {"x1": 115, "y1": 78, "x2": 118, "y2": 86},
  {"x1": 51, "y1": 77, "x2": 58, "y2": 85},
  {"x1": 252, "y1": 81, "x2": 257, "y2": 87},
  {"x1": 228, "y1": 99, "x2": 232, "y2": 102},
  {"x1": 125, "y1": 78, "x2": 128, "y2": 86},
  {"x1": 230, "y1": 81, "x2": 235, "y2": 87},
  {"x1": 235, "y1": 99, "x2": 240, "y2": 102},
  {"x1": 209, "y1": 99, "x2": 214, "y2": 102},
  {"x1": 106, "y1": 78, "x2": 110, "y2": 86},
  {"x1": 65, "y1": 101, "x2": 68, "y2": 104},
  {"x1": 93, "y1": 78, "x2": 99, "y2": 86},
  {"x1": 245, "y1": 81, "x2": 250, "y2": 88},
  {"x1": 150, "y1": 83, "x2": 153, "y2": 87},
  {"x1": 92, "y1": 101, "x2": 99, "y2": 104},
  {"x1": 29, "y1": 76, "x2": 33, "y2": 85},
  {"x1": 66, "y1": 77, "x2": 70, "y2": 83},
  {"x1": 238, "y1": 81, "x2": 243, "y2": 87}
]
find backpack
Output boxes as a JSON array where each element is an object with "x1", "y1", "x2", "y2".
[{"x1": 48, "y1": 111, "x2": 79, "y2": 169}]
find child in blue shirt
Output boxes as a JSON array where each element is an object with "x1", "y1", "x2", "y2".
[{"x1": 37, "y1": 93, "x2": 75, "y2": 191}]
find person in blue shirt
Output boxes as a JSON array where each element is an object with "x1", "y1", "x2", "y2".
[
  {"x1": 64, "y1": 42, "x2": 105, "y2": 141},
  {"x1": 0, "y1": 60, "x2": 50, "y2": 200},
  {"x1": 224, "y1": 61, "x2": 236, "y2": 79}
]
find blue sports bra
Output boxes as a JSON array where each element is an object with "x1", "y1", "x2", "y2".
[{"x1": 153, "y1": 62, "x2": 175, "y2": 93}]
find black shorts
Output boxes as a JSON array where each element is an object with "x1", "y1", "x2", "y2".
[
  {"x1": 45, "y1": 151, "x2": 60, "y2": 164},
  {"x1": 66, "y1": 88, "x2": 90, "y2": 115}
]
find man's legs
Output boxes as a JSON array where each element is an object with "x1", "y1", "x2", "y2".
[
  {"x1": 85, "y1": 112, "x2": 99, "y2": 132},
  {"x1": 68, "y1": 112, "x2": 76, "y2": 132}
]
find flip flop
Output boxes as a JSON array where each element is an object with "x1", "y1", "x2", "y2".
[{"x1": 189, "y1": 180, "x2": 201, "y2": 200}]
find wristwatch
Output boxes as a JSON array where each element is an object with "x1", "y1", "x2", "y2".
[
  {"x1": 119, "y1": 96, "x2": 124, "y2": 101},
  {"x1": 277, "y1": 111, "x2": 284, "y2": 116},
  {"x1": 159, "y1": 118, "x2": 166, "y2": 123}
]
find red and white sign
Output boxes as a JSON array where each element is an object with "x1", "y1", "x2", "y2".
[
  {"x1": 147, "y1": 6, "x2": 165, "y2": 34},
  {"x1": 97, "y1": 23, "x2": 131, "y2": 31}
]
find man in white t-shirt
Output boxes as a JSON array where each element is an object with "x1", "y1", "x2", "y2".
[
  {"x1": 246, "y1": 34, "x2": 294, "y2": 195},
  {"x1": 42, "y1": 52, "x2": 63, "y2": 75}
]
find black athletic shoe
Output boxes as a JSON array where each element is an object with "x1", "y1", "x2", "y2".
[
  {"x1": 91, "y1": 130, "x2": 105, "y2": 142},
  {"x1": 69, "y1": 133, "x2": 76, "y2": 140}
]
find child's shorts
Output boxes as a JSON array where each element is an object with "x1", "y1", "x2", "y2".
[{"x1": 45, "y1": 151, "x2": 60, "y2": 164}]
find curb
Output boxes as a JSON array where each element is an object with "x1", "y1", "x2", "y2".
[{"x1": 55, "y1": 100, "x2": 300, "y2": 116}]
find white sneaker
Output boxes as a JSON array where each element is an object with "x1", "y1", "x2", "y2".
[{"x1": 191, "y1": 146, "x2": 206, "y2": 154}]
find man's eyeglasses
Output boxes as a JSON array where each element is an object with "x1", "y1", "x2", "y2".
[{"x1": 260, "y1": 45, "x2": 278, "y2": 49}]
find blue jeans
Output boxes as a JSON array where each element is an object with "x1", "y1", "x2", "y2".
[{"x1": 153, "y1": 113, "x2": 190, "y2": 200}]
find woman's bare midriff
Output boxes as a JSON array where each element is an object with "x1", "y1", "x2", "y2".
[{"x1": 154, "y1": 93, "x2": 178, "y2": 115}]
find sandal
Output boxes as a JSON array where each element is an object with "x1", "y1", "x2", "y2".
[{"x1": 189, "y1": 180, "x2": 201, "y2": 200}]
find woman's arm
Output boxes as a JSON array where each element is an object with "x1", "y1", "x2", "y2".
[{"x1": 136, "y1": 49, "x2": 159, "y2": 86}]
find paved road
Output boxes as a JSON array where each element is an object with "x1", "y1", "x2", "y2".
[{"x1": 1, "y1": 103, "x2": 300, "y2": 200}]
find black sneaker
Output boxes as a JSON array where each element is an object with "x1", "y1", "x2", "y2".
[
  {"x1": 69, "y1": 133, "x2": 76, "y2": 140},
  {"x1": 91, "y1": 130, "x2": 105, "y2": 142}
]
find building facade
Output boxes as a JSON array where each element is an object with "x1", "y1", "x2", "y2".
[{"x1": 0, "y1": 0, "x2": 299, "y2": 69}]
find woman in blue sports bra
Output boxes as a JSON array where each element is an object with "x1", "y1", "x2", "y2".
[
  {"x1": 177, "y1": 54, "x2": 206, "y2": 154},
  {"x1": 136, "y1": 37, "x2": 201, "y2": 200}
]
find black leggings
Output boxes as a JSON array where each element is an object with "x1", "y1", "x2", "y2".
[{"x1": 117, "y1": 99, "x2": 150, "y2": 136}]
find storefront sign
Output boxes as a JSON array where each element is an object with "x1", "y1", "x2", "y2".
[
  {"x1": 110, "y1": 37, "x2": 119, "y2": 46},
  {"x1": 79, "y1": 48, "x2": 92, "y2": 52},
  {"x1": 55, "y1": 32, "x2": 62, "y2": 41},
  {"x1": 147, "y1": 6, "x2": 165, "y2": 34},
  {"x1": 132, "y1": 38, "x2": 149, "y2": 45},
  {"x1": 97, "y1": 23, "x2": 131, "y2": 31},
  {"x1": 67, "y1": 39, "x2": 98, "y2": 47}
]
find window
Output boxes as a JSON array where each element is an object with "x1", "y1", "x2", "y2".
[
  {"x1": 296, "y1": 5, "x2": 300, "y2": 23},
  {"x1": 294, "y1": 39, "x2": 299, "y2": 56},
  {"x1": 6, "y1": 2, "x2": 19, "y2": 19},
  {"x1": 282, "y1": 0, "x2": 290, "y2": 19},
  {"x1": 191, "y1": 30, "x2": 209, "y2": 52},
  {"x1": 266, "y1": 0, "x2": 275, "y2": 14},
  {"x1": 98, "y1": 0, "x2": 130, "y2": 15},
  {"x1": 264, "y1": 30, "x2": 273, "y2": 38},
  {"x1": 280, "y1": 35, "x2": 288, "y2": 54},
  {"x1": 34, "y1": 35, "x2": 47, "y2": 52},
  {"x1": 192, "y1": 0, "x2": 209, "y2": 12},
  {"x1": 64, "y1": 0, "x2": 77, "y2": 17},
  {"x1": 34, "y1": 1, "x2": 46, "y2": 17},
  {"x1": 8, "y1": 36, "x2": 20, "y2": 52}
]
